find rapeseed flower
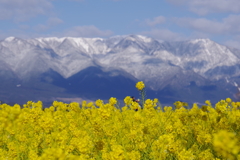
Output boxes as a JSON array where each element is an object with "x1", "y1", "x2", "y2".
[
  {"x1": 226, "y1": 97, "x2": 232, "y2": 103},
  {"x1": 1, "y1": 81, "x2": 240, "y2": 160},
  {"x1": 135, "y1": 81, "x2": 145, "y2": 90},
  {"x1": 109, "y1": 97, "x2": 117, "y2": 105},
  {"x1": 124, "y1": 96, "x2": 132, "y2": 105}
]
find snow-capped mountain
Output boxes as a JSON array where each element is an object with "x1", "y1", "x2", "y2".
[{"x1": 0, "y1": 35, "x2": 239, "y2": 105}]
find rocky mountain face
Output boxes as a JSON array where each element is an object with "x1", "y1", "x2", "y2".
[{"x1": 0, "y1": 35, "x2": 240, "y2": 105}]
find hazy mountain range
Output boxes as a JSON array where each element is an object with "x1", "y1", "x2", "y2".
[{"x1": 0, "y1": 35, "x2": 240, "y2": 106}]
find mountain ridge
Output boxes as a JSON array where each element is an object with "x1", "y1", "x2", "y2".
[{"x1": 0, "y1": 35, "x2": 239, "y2": 105}]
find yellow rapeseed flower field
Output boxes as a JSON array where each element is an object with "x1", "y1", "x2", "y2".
[{"x1": 0, "y1": 81, "x2": 240, "y2": 159}]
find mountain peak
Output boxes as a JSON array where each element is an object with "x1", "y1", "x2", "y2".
[
  {"x1": 4, "y1": 37, "x2": 17, "y2": 42},
  {"x1": 189, "y1": 38, "x2": 212, "y2": 44},
  {"x1": 124, "y1": 35, "x2": 153, "y2": 43},
  {"x1": 36, "y1": 37, "x2": 66, "y2": 43}
]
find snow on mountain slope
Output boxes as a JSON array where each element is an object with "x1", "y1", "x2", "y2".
[
  {"x1": 0, "y1": 37, "x2": 47, "y2": 75},
  {"x1": 153, "y1": 39, "x2": 240, "y2": 79},
  {"x1": 30, "y1": 37, "x2": 109, "y2": 56},
  {"x1": 0, "y1": 35, "x2": 239, "y2": 82}
]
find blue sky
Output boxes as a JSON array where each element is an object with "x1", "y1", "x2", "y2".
[{"x1": 1, "y1": 0, "x2": 240, "y2": 48}]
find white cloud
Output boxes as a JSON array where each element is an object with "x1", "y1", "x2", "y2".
[
  {"x1": 0, "y1": 28, "x2": 32, "y2": 40},
  {"x1": 0, "y1": 0, "x2": 53, "y2": 21},
  {"x1": 145, "y1": 16, "x2": 166, "y2": 27},
  {"x1": 141, "y1": 29, "x2": 184, "y2": 41},
  {"x1": 35, "y1": 17, "x2": 64, "y2": 32},
  {"x1": 188, "y1": 31, "x2": 211, "y2": 40},
  {"x1": 175, "y1": 15, "x2": 240, "y2": 35},
  {"x1": 224, "y1": 34, "x2": 240, "y2": 49},
  {"x1": 176, "y1": 18, "x2": 225, "y2": 34},
  {"x1": 224, "y1": 40, "x2": 240, "y2": 49},
  {"x1": 63, "y1": 25, "x2": 113, "y2": 37},
  {"x1": 47, "y1": 17, "x2": 63, "y2": 26},
  {"x1": 167, "y1": 0, "x2": 240, "y2": 15},
  {"x1": 35, "y1": 25, "x2": 49, "y2": 32},
  {"x1": 0, "y1": 25, "x2": 112, "y2": 40},
  {"x1": 19, "y1": 24, "x2": 30, "y2": 30}
]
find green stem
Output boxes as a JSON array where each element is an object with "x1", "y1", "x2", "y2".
[{"x1": 140, "y1": 89, "x2": 146, "y2": 108}]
